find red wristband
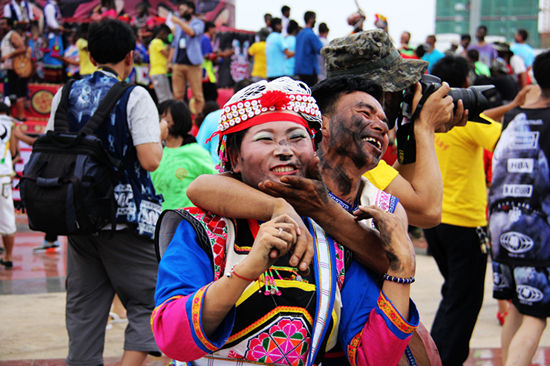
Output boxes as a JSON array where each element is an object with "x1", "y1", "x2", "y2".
[{"x1": 227, "y1": 266, "x2": 256, "y2": 282}]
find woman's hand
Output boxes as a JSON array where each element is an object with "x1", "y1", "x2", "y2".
[
  {"x1": 353, "y1": 205, "x2": 415, "y2": 275},
  {"x1": 237, "y1": 215, "x2": 299, "y2": 280},
  {"x1": 270, "y1": 199, "x2": 313, "y2": 273}
]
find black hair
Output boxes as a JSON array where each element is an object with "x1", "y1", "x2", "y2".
[
  {"x1": 281, "y1": 5, "x2": 290, "y2": 14},
  {"x1": 533, "y1": 49, "x2": 550, "y2": 90},
  {"x1": 0, "y1": 102, "x2": 10, "y2": 115},
  {"x1": 154, "y1": 24, "x2": 171, "y2": 37},
  {"x1": 467, "y1": 49, "x2": 480, "y2": 62},
  {"x1": 461, "y1": 33, "x2": 471, "y2": 41},
  {"x1": 426, "y1": 34, "x2": 436, "y2": 43},
  {"x1": 181, "y1": 0, "x2": 196, "y2": 13},
  {"x1": 233, "y1": 78, "x2": 254, "y2": 93},
  {"x1": 318, "y1": 22, "x2": 329, "y2": 34},
  {"x1": 258, "y1": 27, "x2": 270, "y2": 41},
  {"x1": 270, "y1": 17, "x2": 282, "y2": 28},
  {"x1": 224, "y1": 130, "x2": 246, "y2": 172},
  {"x1": 287, "y1": 20, "x2": 299, "y2": 35},
  {"x1": 157, "y1": 100, "x2": 172, "y2": 115},
  {"x1": 431, "y1": 55, "x2": 470, "y2": 88},
  {"x1": 195, "y1": 100, "x2": 220, "y2": 128},
  {"x1": 478, "y1": 25, "x2": 487, "y2": 33},
  {"x1": 415, "y1": 44, "x2": 426, "y2": 58},
  {"x1": 304, "y1": 11, "x2": 316, "y2": 24},
  {"x1": 517, "y1": 28, "x2": 528, "y2": 42},
  {"x1": 162, "y1": 100, "x2": 193, "y2": 138},
  {"x1": 88, "y1": 19, "x2": 136, "y2": 64},
  {"x1": 312, "y1": 76, "x2": 383, "y2": 116},
  {"x1": 204, "y1": 21, "x2": 216, "y2": 33}
]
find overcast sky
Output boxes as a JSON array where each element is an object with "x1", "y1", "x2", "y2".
[{"x1": 235, "y1": 0, "x2": 437, "y2": 46}]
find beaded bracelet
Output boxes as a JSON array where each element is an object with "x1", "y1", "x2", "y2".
[
  {"x1": 226, "y1": 266, "x2": 256, "y2": 282},
  {"x1": 383, "y1": 273, "x2": 415, "y2": 284}
]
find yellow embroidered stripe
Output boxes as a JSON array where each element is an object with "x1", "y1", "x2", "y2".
[
  {"x1": 192, "y1": 285, "x2": 219, "y2": 352},
  {"x1": 150, "y1": 295, "x2": 184, "y2": 329},
  {"x1": 346, "y1": 330, "x2": 363, "y2": 366},
  {"x1": 227, "y1": 306, "x2": 314, "y2": 343},
  {"x1": 236, "y1": 279, "x2": 316, "y2": 307},
  {"x1": 377, "y1": 292, "x2": 417, "y2": 334}
]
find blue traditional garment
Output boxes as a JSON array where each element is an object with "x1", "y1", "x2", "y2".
[{"x1": 152, "y1": 202, "x2": 418, "y2": 366}]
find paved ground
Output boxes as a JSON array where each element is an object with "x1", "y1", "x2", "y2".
[{"x1": 1, "y1": 218, "x2": 549, "y2": 365}]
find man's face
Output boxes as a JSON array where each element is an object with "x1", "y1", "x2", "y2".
[
  {"x1": 323, "y1": 91, "x2": 389, "y2": 172},
  {"x1": 231, "y1": 119, "x2": 315, "y2": 188},
  {"x1": 273, "y1": 22, "x2": 282, "y2": 33},
  {"x1": 179, "y1": 4, "x2": 192, "y2": 18},
  {"x1": 400, "y1": 32, "x2": 410, "y2": 45},
  {"x1": 476, "y1": 27, "x2": 486, "y2": 41}
]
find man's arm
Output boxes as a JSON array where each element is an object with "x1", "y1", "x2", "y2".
[
  {"x1": 481, "y1": 85, "x2": 533, "y2": 122},
  {"x1": 386, "y1": 83, "x2": 462, "y2": 228},
  {"x1": 188, "y1": 167, "x2": 390, "y2": 274}
]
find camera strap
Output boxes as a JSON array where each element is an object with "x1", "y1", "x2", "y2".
[{"x1": 410, "y1": 84, "x2": 437, "y2": 123}]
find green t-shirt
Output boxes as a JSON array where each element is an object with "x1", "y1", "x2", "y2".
[{"x1": 151, "y1": 143, "x2": 217, "y2": 210}]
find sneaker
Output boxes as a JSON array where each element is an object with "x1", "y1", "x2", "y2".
[{"x1": 33, "y1": 241, "x2": 60, "y2": 253}]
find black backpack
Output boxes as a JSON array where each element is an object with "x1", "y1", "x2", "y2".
[{"x1": 20, "y1": 80, "x2": 132, "y2": 235}]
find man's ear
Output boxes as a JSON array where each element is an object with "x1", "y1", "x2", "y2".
[
  {"x1": 125, "y1": 50, "x2": 133, "y2": 65},
  {"x1": 321, "y1": 115, "x2": 330, "y2": 138}
]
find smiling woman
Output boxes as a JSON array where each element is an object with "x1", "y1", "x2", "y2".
[{"x1": 152, "y1": 77, "x2": 419, "y2": 366}]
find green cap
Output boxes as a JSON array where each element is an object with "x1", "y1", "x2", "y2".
[{"x1": 322, "y1": 29, "x2": 428, "y2": 92}]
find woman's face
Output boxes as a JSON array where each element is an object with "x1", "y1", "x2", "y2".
[
  {"x1": 160, "y1": 109, "x2": 175, "y2": 137},
  {"x1": 231, "y1": 119, "x2": 315, "y2": 188}
]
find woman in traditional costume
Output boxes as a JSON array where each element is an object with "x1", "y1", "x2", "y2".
[{"x1": 152, "y1": 77, "x2": 419, "y2": 366}]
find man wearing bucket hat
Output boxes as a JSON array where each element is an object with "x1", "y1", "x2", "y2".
[{"x1": 321, "y1": 29, "x2": 467, "y2": 228}]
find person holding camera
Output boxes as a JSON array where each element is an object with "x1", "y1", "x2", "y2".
[{"x1": 422, "y1": 54, "x2": 502, "y2": 366}]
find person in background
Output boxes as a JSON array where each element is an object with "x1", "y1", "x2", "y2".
[
  {"x1": 284, "y1": 19, "x2": 299, "y2": 78},
  {"x1": 1, "y1": 19, "x2": 30, "y2": 120},
  {"x1": 458, "y1": 33, "x2": 471, "y2": 56},
  {"x1": 61, "y1": 31, "x2": 81, "y2": 80},
  {"x1": 28, "y1": 21, "x2": 46, "y2": 81},
  {"x1": 196, "y1": 78, "x2": 254, "y2": 166},
  {"x1": 421, "y1": 34, "x2": 444, "y2": 73},
  {"x1": 169, "y1": 0, "x2": 205, "y2": 115},
  {"x1": 265, "y1": 17, "x2": 293, "y2": 80},
  {"x1": 494, "y1": 41, "x2": 529, "y2": 88},
  {"x1": 398, "y1": 31, "x2": 415, "y2": 58},
  {"x1": 317, "y1": 22, "x2": 329, "y2": 81},
  {"x1": 510, "y1": 28, "x2": 535, "y2": 69},
  {"x1": 424, "y1": 54, "x2": 502, "y2": 366},
  {"x1": 76, "y1": 23, "x2": 97, "y2": 77},
  {"x1": 294, "y1": 11, "x2": 323, "y2": 86},
  {"x1": 200, "y1": 21, "x2": 232, "y2": 103},
  {"x1": 43, "y1": 0, "x2": 63, "y2": 33},
  {"x1": 468, "y1": 25, "x2": 497, "y2": 67},
  {"x1": 151, "y1": 99, "x2": 216, "y2": 210},
  {"x1": 3, "y1": 0, "x2": 35, "y2": 23},
  {"x1": 149, "y1": 24, "x2": 173, "y2": 104},
  {"x1": 248, "y1": 28, "x2": 269, "y2": 80},
  {"x1": 467, "y1": 49, "x2": 491, "y2": 79},
  {"x1": 262, "y1": 12, "x2": 272, "y2": 32},
  {"x1": 486, "y1": 49, "x2": 550, "y2": 366},
  {"x1": 46, "y1": 19, "x2": 164, "y2": 365},
  {"x1": 0, "y1": 102, "x2": 17, "y2": 269},
  {"x1": 280, "y1": 4, "x2": 290, "y2": 36}
]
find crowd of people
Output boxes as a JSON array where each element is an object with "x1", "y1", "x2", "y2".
[{"x1": 0, "y1": 1, "x2": 548, "y2": 366}]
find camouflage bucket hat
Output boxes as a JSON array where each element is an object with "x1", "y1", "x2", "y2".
[{"x1": 322, "y1": 29, "x2": 428, "y2": 92}]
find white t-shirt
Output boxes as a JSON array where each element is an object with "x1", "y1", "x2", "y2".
[
  {"x1": 0, "y1": 115, "x2": 14, "y2": 177},
  {"x1": 510, "y1": 54, "x2": 527, "y2": 75},
  {"x1": 46, "y1": 71, "x2": 160, "y2": 147}
]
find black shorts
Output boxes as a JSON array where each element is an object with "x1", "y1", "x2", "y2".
[
  {"x1": 492, "y1": 261, "x2": 550, "y2": 318},
  {"x1": 7, "y1": 69, "x2": 29, "y2": 98}
]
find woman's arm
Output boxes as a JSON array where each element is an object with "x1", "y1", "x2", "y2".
[{"x1": 153, "y1": 214, "x2": 298, "y2": 361}]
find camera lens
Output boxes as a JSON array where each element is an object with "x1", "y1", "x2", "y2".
[{"x1": 448, "y1": 85, "x2": 500, "y2": 122}]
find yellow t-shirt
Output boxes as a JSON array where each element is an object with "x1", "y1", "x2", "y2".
[
  {"x1": 363, "y1": 160, "x2": 399, "y2": 191},
  {"x1": 76, "y1": 38, "x2": 96, "y2": 76},
  {"x1": 248, "y1": 41, "x2": 267, "y2": 79},
  {"x1": 435, "y1": 121, "x2": 502, "y2": 227},
  {"x1": 149, "y1": 38, "x2": 168, "y2": 76}
]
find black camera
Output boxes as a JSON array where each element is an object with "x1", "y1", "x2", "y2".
[{"x1": 396, "y1": 74, "x2": 500, "y2": 164}]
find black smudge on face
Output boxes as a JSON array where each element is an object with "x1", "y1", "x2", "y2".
[{"x1": 328, "y1": 114, "x2": 373, "y2": 169}]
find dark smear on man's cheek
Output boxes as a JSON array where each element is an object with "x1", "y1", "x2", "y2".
[{"x1": 329, "y1": 115, "x2": 370, "y2": 169}]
